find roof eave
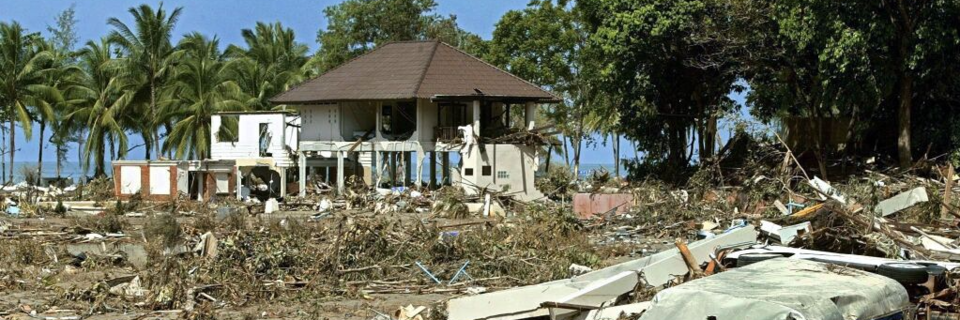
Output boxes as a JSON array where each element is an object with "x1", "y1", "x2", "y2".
[{"x1": 430, "y1": 94, "x2": 561, "y2": 104}]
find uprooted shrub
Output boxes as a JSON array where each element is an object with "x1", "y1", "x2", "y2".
[
  {"x1": 431, "y1": 186, "x2": 469, "y2": 218},
  {"x1": 144, "y1": 214, "x2": 183, "y2": 248},
  {"x1": 75, "y1": 213, "x2": 129, "y2": 234},
  {"x1": 536, "y1": 164, "x2": 576, "y2": 200}
]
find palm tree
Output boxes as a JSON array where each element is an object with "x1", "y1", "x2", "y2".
[
  {"x1": 0, "y1": 22, "x2": 61, "y2": 183},
  {"x1": 225, "y1": 22, "x2": 308, "y2": 110},
  {"x1": 107, "y1": 3, "x2": 182, "y2": 159},
  {"x1": 64, "y1": 39, "x2": 134, "y2": 177},
  {"x1": 161, "y1": 33, "x2": 245, "y2": 160},
  {"x1": 36, "y1": 39, "x2": 82, "y2": 182}
]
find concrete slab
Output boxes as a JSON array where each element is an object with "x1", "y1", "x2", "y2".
[{"x1": 446, "y1": 227, "x2": 758, "y2": 320}]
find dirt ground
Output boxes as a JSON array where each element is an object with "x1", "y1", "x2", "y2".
[{"x1": 1, "y1": 206, "x2": 663, "y2": 320}]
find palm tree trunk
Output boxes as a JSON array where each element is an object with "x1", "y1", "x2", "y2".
[
  {"x1": 56, "y1": 144, "x2": 62, "y2": 183},
  {"x1": 95, "y1": 136, "x2": 106, "y2": 178},
  {"x1": 9, "y1": 119, "x2": 15, "y2": 184},
  {"x1": 151, "y1": 79, "x2": 161, "y2": 160},
  {"x1": 38, "y1": 121, "x2": 45, "y2": 185},
  {"x1": 77, "y1": 137, "x2": 84, "y2": 183},
  {"x1": 164, "y1": 122, "x2": 173, "y2": 159},
  {"x1": 573, "y1": 136, "x2": 582, "y2": 180},
  {"x1": 143, "y1": 133, "x2": 152, "y2": 160},
  {"x1": 109, "y1": 135, "x2": 115, "y2": 161},
  {"x1": 613, "y1": 132, "x2": 620, "y2": 178}
]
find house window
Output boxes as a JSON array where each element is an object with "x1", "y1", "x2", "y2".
[
  {"x1": 259, "y1": 123, "x2": 271, "y2": 157},
  {"x1": 380, "y1": 102, "x2": 417, "y2": 140},
  {"x1": 482, "y1": 165, "x2": 492, "y2": 176},
  {"x1": 380, "y1": 105, "x2": 393, "y2": 134},
  {"x1": 464, "y1": 168, "x2": 474, "y2": 176},
  {"x1": 497, "y1": 171, "x2": 509, "y2": 179}
]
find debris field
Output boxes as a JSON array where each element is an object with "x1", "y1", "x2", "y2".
[{"x1": 3, "y1": 141, "x2": 960, "y2": 320}]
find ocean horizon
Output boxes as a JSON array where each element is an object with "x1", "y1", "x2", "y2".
[
  {"x1": 2, "y1": 161, "x2": 624, "y2": 184},
  {"x1": 2, "y1": 161, "x2": 108, "y2": 183}
]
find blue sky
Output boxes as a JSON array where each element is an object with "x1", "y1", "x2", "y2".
[
  {"x1": 1, "y1": 0, "x2": 529, "y2": 164},
  {"x1": 1, "y1": 0, "x2": 750, "y2": 167}
]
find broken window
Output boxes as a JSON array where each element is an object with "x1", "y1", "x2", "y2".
[
  {"x1": 380, "y1": 101, "x2": 417, "y2": 140},
  {"x1": 217, "y1": 115, "x2": 239, "y2": 142},
  {"x1": 482, "y1": 165, "x2": 492, "y2": 176},
  {"x1": 259, "y1": 123, "x2": 272, "y2": 157}
]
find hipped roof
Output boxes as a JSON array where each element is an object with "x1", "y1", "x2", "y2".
[{"x1": 271, "y1": 40, "x2": 560, "y2": 104}]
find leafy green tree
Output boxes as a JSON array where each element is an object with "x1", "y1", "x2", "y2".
[
  {"x1": 161, "y1": 33, "x2": 246, "y2": 159},
  {"x1": 107, "y1": 3, "x2": 183, "y2": 160},
  {"x1": 310, "y1": 0, "x2": 485, "y2": 74},
  {"x1": 738, "y1": 0, "x2": 960, "y2": 171},
  {"x1": 740, "y1": 0, "x2": 888, "y2": 176},
  {"x1": 488, "y1": 0, "x2": 607, "y2": 179},
  {"x1": 584, "y1": 0, "x2": 739, "y2": 176},
  {"x1": 35, "y1": 38, "x2": 81, "y2": 183},
  {"x1": 46, "y1": 5, "x2": 82, "y2": 182},
  {"x1": 0, "y1": 22, "x2": 61, "y2": 183},
  {"x1": 225, "y1": 22, "x2": 308, "y2": 111},
  {"x1": 65, "y1": 39, "x2": 135, "y2": 177}
]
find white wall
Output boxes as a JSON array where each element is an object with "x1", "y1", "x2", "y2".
[
  {"x1": 301, "y1": 104, "x2": 341, "y2": 141},
  {"x1": 458, "y1": 144, "x2": 542, "y2": 201},
  {"x1": 149, "y1": 166, "x2": 171, "y2": 195},
  {"x1": 418, "y1": 99, "x2": 438, "y2": 141},
  {"x1": 120, "y1": 166, "x2": 141, "y2": 194},
  {"x1": 177, "y1": 163, "x2": 189, "y2": 195},
  {"x1": 211, "y1": 113, "x2": 298, "y2": 167}
]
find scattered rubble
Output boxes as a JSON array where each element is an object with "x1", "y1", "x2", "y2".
[{"x1": 3, "y1": 138, "x2": 960, "y2": 319}]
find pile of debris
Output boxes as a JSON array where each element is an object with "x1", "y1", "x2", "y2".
[{"x1": 442, "y1": 160, "x2": 960, "y2": 319}]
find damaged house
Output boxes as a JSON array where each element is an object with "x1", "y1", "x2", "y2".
[
  {"x1": 112, "y1": 110, "x2": 300, "y2": 201},
  {"x1": 113, "y1": 40, "x2": 559, "y2": 201},
  {"x1": 271, "y1": 40, "x2": 559, "y2": 201}
]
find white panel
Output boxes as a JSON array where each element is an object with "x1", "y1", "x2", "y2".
[
  {"x1": 177, "y1": 164, "x2": 189, "y2": 195},
  {"x1": 120, "y1": 166, "x2": 142, "y2": 194},
  {"x1": 149, "y1": 166, "x2": 171, "y2": 195},
  {"x1": 215, "y1": 173, "x2": 230, "y2": 193}
]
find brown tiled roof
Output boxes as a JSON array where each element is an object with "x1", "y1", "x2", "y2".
[{"x1": 271, "y1": 40, "x2": 559, "y2": 104}]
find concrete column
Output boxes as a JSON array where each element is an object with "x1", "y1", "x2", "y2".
[
  {"x1": 197, "y1": 172, "x2": 204, "y2": 202},
  {"x1": 389, "y1": 152, "x2": 398, "y2": 185},
  {"x1": 416, "y1": 150, "x2": 425, "y2": 187},
  {"x1": 372, "y1": 151, "x2": 378, "y2": 184},
  {"x1": 298, "y1": 152, "x2": 306, "y2": 197},
  {"x1": 235, "y1": 167, "x2": 242, "y2": 200},
  {"x1": 336, "y1": 151, "x2": 345, "y2": 194},
  {"x1": 525, "y1": 101, "x2": 536, "y2": 130},
  {"x1": 279, "y1": 167, "x2": 287, "y2": 197},
  {"x1": 441, "y1": 152, "x2": 450, "y2": 185},
  {"x1": 429, "y1": 151, "x2": 437, "y2": 188},
  {"x1": 473, "y1": 100, "x2": 482, "y2": 137},
  {"x1": 405, "y1": 152, "x2": 413, "y2": 187}
]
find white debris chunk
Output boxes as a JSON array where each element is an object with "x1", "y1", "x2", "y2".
[
  {"x1": 808, "y1": 177, "x2": 846, "y2": 204},
  {"x1": 875, "y1": 187, "x2": 928, "y2": 217}
]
